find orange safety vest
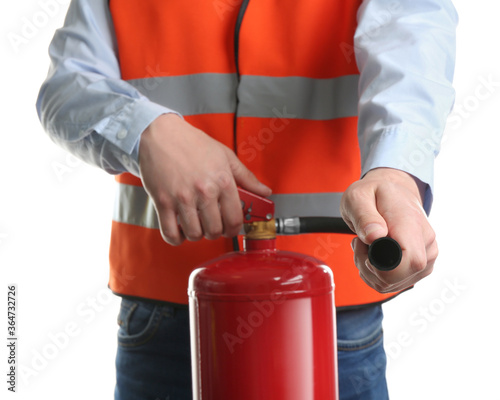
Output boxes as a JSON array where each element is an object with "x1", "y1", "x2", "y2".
[{"x1": 108, "y1": 0, "x2": 400, "y2": 309}]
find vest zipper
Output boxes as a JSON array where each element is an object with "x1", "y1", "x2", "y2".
[
  {"x1": 233, "y1": 0, "x2": 251, "y2": 155},
  {"x1": 232, "y1": 0, "x2": 250, "y2": 252}
]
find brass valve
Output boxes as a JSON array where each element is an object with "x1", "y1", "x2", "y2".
[{"x1": 243, "y1": 219, "x2": 276, "y2": 240}]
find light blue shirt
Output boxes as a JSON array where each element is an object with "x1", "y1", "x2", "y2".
[{"x1": 36, "y1": 0, "x2": 457, "y2": 213}]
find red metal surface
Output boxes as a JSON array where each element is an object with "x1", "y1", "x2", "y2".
[
  {"x1": 244, "y1": 238, "x2": 276, "y2": 251},
  {"x1": 237, "y1": 187, "x2": 275, "y2": 222},
  {"x1": 189, "y1": 239, "x2": 338, "y2": 400}
]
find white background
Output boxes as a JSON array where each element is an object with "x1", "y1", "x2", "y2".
[{"x1": 1, "y1": 1, "x2": 498, "y2": 399}]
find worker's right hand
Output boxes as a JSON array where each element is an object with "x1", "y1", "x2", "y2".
[{"x1": 138, "y1": 113, "x2": 272, "y2": 246}]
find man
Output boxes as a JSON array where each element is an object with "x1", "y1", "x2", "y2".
[{"x1": 36, "y1": 0, "x2": 457, "y2": 398}]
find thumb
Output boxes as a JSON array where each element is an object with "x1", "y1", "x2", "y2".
[
  {"x1": 341, "y1": 193, "x2": 388, "y2": 245},
  {"x1": 226, "y1": 149, "x2": 272, "y2": 197},
  {"x1": 359, "y1": 219, "x2": 388, "y2": 245}
]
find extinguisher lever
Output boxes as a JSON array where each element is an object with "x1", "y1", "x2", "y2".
[{"x1": 238, "y1": 188, "x2": 275, "y2": 223}]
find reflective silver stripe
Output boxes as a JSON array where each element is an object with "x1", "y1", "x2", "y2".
[
  {"x1": 127, "y1": 74, "x2": 359, "y2": 119},
  {"x1": 113, "y1": 183, "x2": 160, "y2": 230},
  {"x1": 113, "y1": 183, "x2": 343, "y2": 229},
  {"x1": 238, "y1": 75, "x2": 359, "y2": 120},
  {"x1": 127, "y1": 73, "x2": 238, "y2": 116},
  {"x1": 271, "y1": 193, "x2": 343, "y2": 218}
]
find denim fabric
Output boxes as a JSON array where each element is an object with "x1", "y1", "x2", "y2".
[
  {"x1": 337, "y1": 305, "x2": 389, "y2": 399},
  {"x1": 114, "y1": 298, "x2": 192, "y2": 400},
  {"x1": 114, "y1": 298, "x2": 388, "y2": 400}
]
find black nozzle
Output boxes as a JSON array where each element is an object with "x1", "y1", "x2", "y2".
[
  {"x1": 276, "y1": 217, "x2": 402, "y2": 271},
  {"x1": 367, "y1": 237, "x2": 402, "y2": 271}
]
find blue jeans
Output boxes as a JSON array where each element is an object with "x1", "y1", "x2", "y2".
[{"x1": 114, "y1": 298, "x2": 388, "y2": 400}]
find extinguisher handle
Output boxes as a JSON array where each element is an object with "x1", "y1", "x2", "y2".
[{"x1": 276, "y1": 216, "x2": 402, "y2": 271}]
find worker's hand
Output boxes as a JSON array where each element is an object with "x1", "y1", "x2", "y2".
[
  {"x1": 340, "y1": 168, "x2": 437, "y2": 293},
  {"x1": 138, "y1": 114, "x2": 272, "y2": 246}
]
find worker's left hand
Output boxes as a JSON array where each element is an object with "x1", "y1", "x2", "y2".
[{"x1": 340, "y1": 168, "x2": 438, "y2": 293}]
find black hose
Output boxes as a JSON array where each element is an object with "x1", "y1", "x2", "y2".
[
  {"x1": 278, "y1": 217, "x2": 402, "y2": 271},
  {"x1": 299, "y1": 216, "x2": 354, "y2": 234}
]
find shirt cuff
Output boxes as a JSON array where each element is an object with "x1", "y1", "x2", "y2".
[
  {"x1": 361, "y1": 126, "x2": 439, "y2": 214},
  {"x1": 95, "y1": 99, "x2": 181, "y2": 176}
]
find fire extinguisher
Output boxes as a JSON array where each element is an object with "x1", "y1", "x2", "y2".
[{"x1": 188, "y1": 188, "x2": 401, "y2": 400}]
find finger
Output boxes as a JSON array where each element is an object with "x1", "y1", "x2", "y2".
[
  {"x1": 226, "y1": 149, "x2": 272, "y2": 197},
  {"x1": 352, "y1": 237, "x2": 368, "y2": 271},
  {"x1": 376, "y1": 262, "x2": 434, "y2": 293},
  {"x1": 193, "y1": 179, "x2": 224, "y2": 240},
  {"x1": 177, "y1": 201, "x2": 203, "y2": 242},
  {"x1": 365, "y1": 246, "x2": 436, "y2": 293},
  {"x1": 386, "y1": 211, "x2": 429, "y2": 276},
  {"x1": 394, "y1": 237, "x2": 437, "y2": 289},
  {"x1": 426, "y1": 237, "x2": 439, "y2": 265},
  {"x1": 218, "y1": 182, "x2": 244, "y2": 238},
  {"x1": 207, "y1": 169, "x2": 244, "y2": 238},
  {"x1": 353, "y1": 237, "x2": 416, "y2": 293},
  {"x1": 198, "y1": 199, "x2": 223, "y2": 240},
  {"x1": 352, "y1": 238, "x2": 389, "y2": 291},
  {"x1": 157, "y1": 208, "x2": 185, "y2": 246}
]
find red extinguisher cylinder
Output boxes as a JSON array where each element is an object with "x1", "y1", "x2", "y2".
[{"x1": 189, "y1": 237, "x2": 339, "y2": 400}]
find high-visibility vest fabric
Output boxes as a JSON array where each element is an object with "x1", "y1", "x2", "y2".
[{"x1": 108, "y1": 0, "x2": 400, "y2": 308}]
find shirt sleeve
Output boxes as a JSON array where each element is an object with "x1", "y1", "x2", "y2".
[
  {"x1": 355, "y1": 0, "x2": 458, "y2": 213},
  {"x1": 36, "y1": 0, "x2": 179, "y2": 177}
]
